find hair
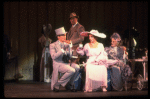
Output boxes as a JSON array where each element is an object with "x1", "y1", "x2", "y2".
[
  {"x1": 88, "y1": 34, "x2": 98, "y2": 41},
  {"x1": 110, "y1": 32, "x2": 121, "y2": 41}
]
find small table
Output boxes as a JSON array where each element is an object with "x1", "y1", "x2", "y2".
[{"x1": 129, "y1": 58, "x2": 148, "y2": 90}]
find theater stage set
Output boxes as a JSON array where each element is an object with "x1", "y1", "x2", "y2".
[{"x1": 3, "y1": 1, "x2": 148, "y2": 98}]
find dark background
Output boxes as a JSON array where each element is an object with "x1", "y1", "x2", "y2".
[{"x1": 3, "y1": 1, "x2": 148, "y2": 80}]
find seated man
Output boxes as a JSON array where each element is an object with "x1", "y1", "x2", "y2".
[{"x1": 50, "y1": 27, "x2": 80, "y2": 92}]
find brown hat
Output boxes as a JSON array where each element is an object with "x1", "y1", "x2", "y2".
[{"x1": 69, "y1": 12, "x2": 79, "y2": 19}]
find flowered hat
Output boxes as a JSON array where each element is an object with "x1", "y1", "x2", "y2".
[{"x1": 110, "y1": 32, "x2": 121, "y2": 41}]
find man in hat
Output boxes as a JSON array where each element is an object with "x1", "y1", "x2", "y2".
[
  {"x1": 66, "y1": 12, "x2": 85, "y2": 56},
  {"x1": 65, "y1": 12, "x2": 85, "y2": 91},
  {"x1": 50, "y1": 27, "x2": 80, "y2": 92}
]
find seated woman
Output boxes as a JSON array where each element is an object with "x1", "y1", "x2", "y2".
[
  {"x1": 105, "y1": 32, "x2": 129, "y2": 91},
  {"x1": 77, "y1": 30, "x2": 109, "y2": 92}
]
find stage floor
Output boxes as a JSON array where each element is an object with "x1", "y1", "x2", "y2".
[{"x1": 4, "y1": 81, "x2": 148, "y2": 98}]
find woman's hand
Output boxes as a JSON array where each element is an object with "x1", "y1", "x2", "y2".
[{"x1": 76, "y1": 47, "x2": 82, "y2": 51}]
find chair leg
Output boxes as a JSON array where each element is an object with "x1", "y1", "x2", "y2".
[{"x1": 124, "y1": 81, "x2": 128, "y2": 91}]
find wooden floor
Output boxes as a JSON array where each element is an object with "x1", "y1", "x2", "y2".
[{"x1": 4, "y1": 81, "x2": 148, "y2": 98}]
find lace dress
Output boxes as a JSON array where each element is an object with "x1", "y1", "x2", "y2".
[{"x1": 77, "y1": 43, "x2": 108, "y2": 92}]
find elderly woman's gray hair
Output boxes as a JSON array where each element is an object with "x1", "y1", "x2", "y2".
[{"x1": 110, "y1": 32, "x2": 121, "y2": 41}]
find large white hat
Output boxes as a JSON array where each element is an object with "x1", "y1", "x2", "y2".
[
  {"x1": 80, "y1": 29, "x2": 106, "y2": 38},
  {"x1": 55, "y1": 27, "x2": 67, "y2": 36}
]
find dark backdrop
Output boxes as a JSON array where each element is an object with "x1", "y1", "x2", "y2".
[{"x1": 3, "y1": 1, "x2": 148, "y2": 80}]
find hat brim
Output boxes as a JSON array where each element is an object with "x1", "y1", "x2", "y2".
[
  {"x1": 80, "y1": 31, "x2": 89, "y2": 37},
  {"x1": 57, "y1": 32, "x2": 68, "y2": 36},
  {"x1": 90, "y1": 32, "x2": 106, "y2": 38},
  {"x1": 71, "y1": 56, "x2": 78, "y2": 58},
  {"x1": 80, "y1": 31, "x2": 106, "y2": 38},
  {"x1": 69, "y1": 16, "x2": 79, "y2": 19}
]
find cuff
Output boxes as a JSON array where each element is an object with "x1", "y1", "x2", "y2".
[{"x1": 61, "y1": 49, "x2": 65, "y2": 53}]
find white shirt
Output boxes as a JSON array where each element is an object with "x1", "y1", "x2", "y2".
[{"x1": 72, "y1": 22, "x2": 78, "y2": 28}]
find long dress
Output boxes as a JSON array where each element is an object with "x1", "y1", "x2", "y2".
[
  {"x1": 105, "y1": 46, "x2": 125, "y2": 91},
  {"x1": 38, "y1": 35, "x2": 52, "y2": 82},
  {"x1": 77, "y1": 43, "x2": 108, "y2": 92}
]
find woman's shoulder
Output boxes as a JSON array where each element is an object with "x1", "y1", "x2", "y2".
[
  {"x1": 98, "y1": 42, "x2": 104, "y2": 47},
  {"x1": 84, "y1": 43, "x2": 89, "y2": 47},
  {"x1": 118, "y1": 46, "x2": 124, "y2": 53}
]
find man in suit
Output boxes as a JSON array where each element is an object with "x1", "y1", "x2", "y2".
[
  {"x1": 66, "y1": 12, "x2": 85, "y2": 56},
  {"x1": 50, "y1": 27, "x2": 80, "y2": 92},
  {"x1": 65, "y1": 12, "x2": 85, "y2": 91}
]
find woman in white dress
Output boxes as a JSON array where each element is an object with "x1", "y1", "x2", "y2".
[{"x1": 77, "y1": 30, "x2": 108, "y2": 92}]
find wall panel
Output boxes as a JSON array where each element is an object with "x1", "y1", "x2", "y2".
[
  {"x1": 10, "y1": 2, "x2": 19, "y2": 56},
  {"x1": 104, "y1": 2, "x2": 113, "y2": 33},
  {"x1": 19, "y1": 2, "x2": 29, "y2": 80},
  {"x1": 96, "y1": 1, "x2": 105, "y2": 32},
  {"x1": 4, "y1": 2, "x2": 10, "y2": 36},
  {"x1": 120, "y1": 1, "x2": 128, "y2": 33},
  {"x1": 28, "y1": 2, "x2": 38, "y2": 80}
]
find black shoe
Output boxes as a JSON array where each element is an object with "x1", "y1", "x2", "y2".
[
  {"x1": 53, "y1": 87, "x2": 59, "y2": 92},
  {"x1": 65, "y1": 85, "x2": 70, "y2": 90},
  {"x1": 70, "y1": 89, "x2": 77, "y2": 92}
]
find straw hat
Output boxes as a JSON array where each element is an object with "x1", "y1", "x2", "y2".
[{"x1": 80, "y1": 30, "x2": 106, "y2": 38}]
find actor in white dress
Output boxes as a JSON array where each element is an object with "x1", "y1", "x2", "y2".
[{"x1": 77, "y1": 30, "x2": 109, "y2": 92}]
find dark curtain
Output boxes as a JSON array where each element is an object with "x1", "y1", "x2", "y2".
[{"x1": 3, "y1": 1, "x2": 148, "y2": 80}]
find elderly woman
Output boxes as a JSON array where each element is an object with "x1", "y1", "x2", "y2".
[{"x1": 105, "y1": 32, "x2": 129, "y2": 91}]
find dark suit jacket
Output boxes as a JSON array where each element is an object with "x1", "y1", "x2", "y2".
[
  {"x1": 66, "y1": 23, "x2": 85, "y2": 55},
  {"x1": 67, "y1": 23, "x2": 85, "y2": 47}
]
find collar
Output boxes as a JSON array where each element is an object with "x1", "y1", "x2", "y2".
[
  {"x1": 72, "y1": 22, "x2": 78, "y2": 27},
  {"x1": 58, "y1": 40, "x2": 63, "y2": 45}
]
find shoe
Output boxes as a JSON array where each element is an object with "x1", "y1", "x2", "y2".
[
  {"x1": 53, "y1": 87, "x2": 59, "y2": 92},
  {"x1": 53, "y1": 82, "x2": 60, "y2": 92},
  {"x1": 102, "y1": 87, "x2": 107, "y2": 92},
  {"x1": 70, "y1": 89, "x2": 77, "y2": 92},
  {"x1": 65, "y1": 84, "x2": 71, "y2": 90}
]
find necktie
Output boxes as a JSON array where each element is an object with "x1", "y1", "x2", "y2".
[{"x1": 60, "y1": 43, "x2": 65, "y2": 50}]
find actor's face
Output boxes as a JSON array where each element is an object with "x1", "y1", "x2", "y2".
[
  {"x1": 70, "y1": 17, "x2": 78, "y2": 25},
  {"x1": 57, "y1": 34, "x2": 66, "y2": 42},
  {"x1": 89, "y1": 34, "x2": 97, "y2": 43},
  {"x1": 111, "y1": 38, "x2": 118, "y2": 47}
]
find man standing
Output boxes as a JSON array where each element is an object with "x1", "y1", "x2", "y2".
[
  {"x1": 66, "y1": 12, "x2": 85, "y2": 56},
  {"x1": 50, "y1": 27, "x2": 80, "y2": 92},
  {"x1": 65, "y1": 12, "x2": 85, "y2": 91}
]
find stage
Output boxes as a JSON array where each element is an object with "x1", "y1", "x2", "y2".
[{"x1": 4, "y1": 81, "x2": 148, "y2": 98}]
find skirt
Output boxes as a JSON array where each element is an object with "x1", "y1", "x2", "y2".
[{"x1": 84, "y1": 64, "x2": 107, "y2": 92}]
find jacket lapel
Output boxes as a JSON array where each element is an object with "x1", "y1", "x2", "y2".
[
  {"x1": 55, "y1": 40, "x2": 61, "y2": 52},
  {"x1": 67, "y1": 23, "x2": 79, "y2": 39}
]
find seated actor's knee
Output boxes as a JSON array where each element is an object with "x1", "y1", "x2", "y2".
[
  {"x1": 70, "y1": 68, "x2": 75, "y2": 74},
  {"x1": 75, "y1": 65, "x2": 80, "y2": 71}
]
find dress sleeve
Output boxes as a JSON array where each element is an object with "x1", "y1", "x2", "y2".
[{"x1": 76, "y1": 43, "x2": 88, "y2": 56}]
